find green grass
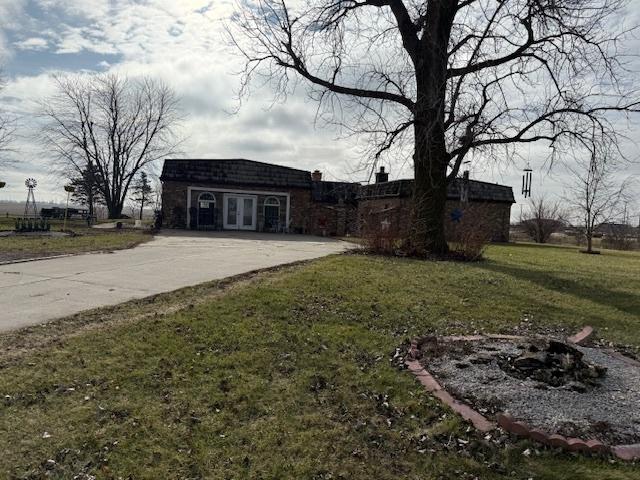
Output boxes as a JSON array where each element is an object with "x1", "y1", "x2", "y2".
[
  {"x1": 1, "y1": 244, "x2": 639, "y2": 479},
  {"x1": 0, "y1": 218, "x2": 151, "y2": 262}
]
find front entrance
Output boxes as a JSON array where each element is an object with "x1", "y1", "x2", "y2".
[
  {"x1": 223, "y1": 194, "x2": 257, "y2": 230},
  {"x1": 197, "y1": 192, "x2": 216, "y2": 230}
]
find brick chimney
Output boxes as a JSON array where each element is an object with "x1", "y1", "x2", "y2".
[
  {"x1": 311, "y1": 170, "x2": 322, "y2": 182},
  {"x1": 461, "y1": 170, "x2": 470, "y2": 203},
  {"x1": 375, "y1": 166, "x2": 389, "y2": 183}
]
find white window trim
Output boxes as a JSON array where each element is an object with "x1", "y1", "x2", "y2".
[
  {"x1": 223, "y1": 193, "x2": 258, "y2": 230},
  {"x1": 196, "y1": 191, "x2": 217, "y2": 228},
  {"x1": 263, "y1": 196, "x2": 282, "y2": 231},
  {"x1": 264, "y1": 196, "x2": 280, "y2": 206},
  {"x1": 187, "y1": 186, "x2": 290, "y2": 230}
]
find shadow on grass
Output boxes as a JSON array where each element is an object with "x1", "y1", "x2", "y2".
[{"x1": 476, "y1": 259, "x2": 640, "y2": 317}]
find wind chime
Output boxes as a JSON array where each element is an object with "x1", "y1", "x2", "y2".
[
  {"x1": 24, "y1": 178, "x2": 38, "y2": 218},
  {"x1": 522, "y1": 164, "x2": 533, "y2": 198}
]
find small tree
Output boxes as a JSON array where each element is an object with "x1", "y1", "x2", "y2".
[
  {"x1": 42, "y1": 73, "x2": 181, "y2": 218},
  {"x1": 520, "y1": 197, "x2": 565, "y2": 243},
  {"x1": 69, "y1": 167, "x2": 103, "y2": 220},
  {"x1": 130, "y1": 171, "x2": 153, "y2": 220},
  {"x1": 565, "y1": 146, "x2": 629, "y2": 254}
]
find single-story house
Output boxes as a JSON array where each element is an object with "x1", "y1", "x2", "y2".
[{"x1": 160, "y1": 159, "x2": 515, "y2": 240}]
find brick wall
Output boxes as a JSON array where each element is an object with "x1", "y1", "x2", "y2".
[
  {"x1": 358, "y1": 197, "x2": 511, "y2": 242},
  {"x1": 307, "y1": 203, "x2": 358, "y2": 237},
  {"x1": 161, "y1": 181, "x2": 312, "y2": 232},
  {"x1": 162, "y1": 180, "x2": 512, "y2": 240}
]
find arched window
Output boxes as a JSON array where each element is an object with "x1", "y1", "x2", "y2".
[
  {"x1": 198, "y1": 192, "x2": 215, "y2": 205},
  {"x1": 263, "y1": 197, "x2": 281, "y2": 232}
]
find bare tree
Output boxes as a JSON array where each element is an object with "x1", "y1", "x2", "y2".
[
  {"x1": 229, "y1": 0, "x2": 640, "y2": 254},
  {"x1": 42, "y1": 73, "x2": 181, "y2": 218},
  {"x1": 520, "y1": 196, "x2": 565, "y2": 243},
  {"x1": 565, "y1": 145, "x2": 630, "y2": 253},
  {"x1": 0, "y1": 71, "x2": 16, "y2": 169}
]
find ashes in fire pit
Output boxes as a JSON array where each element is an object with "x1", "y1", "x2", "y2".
[
  {"x1": 418, "y1": 336, "x2": 640, "y2": 445},
  {"x1": 497, "y1": 340, "x2": 607, "y2": 390}
]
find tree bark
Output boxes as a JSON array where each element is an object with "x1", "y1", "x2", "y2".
[
  {"x1": 412, "y1": 122, "x2": 450, "y2": 255},
  {"x1": 410, "y1": 3, "x2": 455, "y2": 256},
  {"x1": 108, "y1": 202, "x2": 124, "y2": 219}
]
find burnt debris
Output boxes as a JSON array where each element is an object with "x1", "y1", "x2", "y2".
[{"x1": 497, "y1": 340, "x2": 607, "y2": 390}]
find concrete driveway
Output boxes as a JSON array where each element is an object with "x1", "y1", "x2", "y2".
[{"x1": 0, "y1": 231, "x2": 350, "y2": 332}]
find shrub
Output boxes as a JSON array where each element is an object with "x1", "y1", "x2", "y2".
[{"x1": 447, "y1": 204, "x2": 493, "y2": 261}]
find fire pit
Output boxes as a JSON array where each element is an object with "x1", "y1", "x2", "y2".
[
  {"x1": 410, "y1": 334, "x2": 640, "y2": 449},
  {"x1": 497, "y1": 340, "x2": 607, "y2": 390}
]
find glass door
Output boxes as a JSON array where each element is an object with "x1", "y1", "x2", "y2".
[
  {"x1": 241, "y1": 197, "x2": 256, "y2": 230},
  {"x1": 223, "y1": 195, "x2": 257, "y2": 230}
]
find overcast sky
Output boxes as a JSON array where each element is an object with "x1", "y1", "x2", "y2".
[{"x1": 0, "y1": 0, "x2": 638, "y2": 220}]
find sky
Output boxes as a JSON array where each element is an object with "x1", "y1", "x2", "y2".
[{"x1": 0, "y1": 0, "x2": 638, "y2": 221}]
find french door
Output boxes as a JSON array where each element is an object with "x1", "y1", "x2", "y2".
[{"x1": 223, "y1": 194, "x2": 257, "y2": 230}]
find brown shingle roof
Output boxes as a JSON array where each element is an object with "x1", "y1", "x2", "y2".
[
  {"x1": 311, "y1": 181, "x2": 361, "y2": 204},
  {"x1": 161, "y1": 159, "x2": 312, "y2": 189},
  {"x1": 358, "y1": 178, "x2": 515, "y2": 203}
]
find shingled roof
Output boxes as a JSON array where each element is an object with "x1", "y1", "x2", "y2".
[
  {"x1": 161, "y1": 159, "x2": 312, "y2": 189},
  {"x1": 358, "y1": 178, "x2": 515, "y2": 204},
  {"x1": 312, "y1": 181, "x2": 361, "y2": 204}
]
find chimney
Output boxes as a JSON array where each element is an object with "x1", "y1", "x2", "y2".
[
  {"x1": 375, "y1": 166, "x2": 389, "y2": 183},
  {"x1": 461, "y1": 170, "x2": 470, "y2": 203},
  {"x1": 311, "y1": 170, "x2": 322, "y2": 182}
]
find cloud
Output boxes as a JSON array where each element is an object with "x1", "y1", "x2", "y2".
[
  {"x1": 14, "y1": 37, "x2": 49, "y2": 51},
  {"x1": 0, "y1": 0, "x2": 638, "y2": 222}
]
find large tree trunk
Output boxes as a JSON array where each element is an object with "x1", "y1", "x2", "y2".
[
  {"x1": 411, "y1": 122, "x2": 450, "y2": 255},
  {"x1": 107, "y1": 201, "x2": 124, "y2": 219},
  {"x1": 411, "y1": 6, "x2": 454, "y2": 257}
]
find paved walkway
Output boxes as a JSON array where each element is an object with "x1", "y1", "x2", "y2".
[{"x1": 0, "y1": 231, "x2": 349, "y2": 332}]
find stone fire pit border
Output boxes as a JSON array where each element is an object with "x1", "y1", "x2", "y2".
[{"x1": 405, "y1": 327, "x2": 640, "y2": 462}]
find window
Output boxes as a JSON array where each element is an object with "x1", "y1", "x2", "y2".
[
  {"x1": 264, "y1": 197, "x2": 280, "y2": 207},
  {"x1": 263, "y1": 197, "x2": 281, "y2": 232},
  {"x1": 198, "y1": 192, "x2": 215, "y2": 208}
]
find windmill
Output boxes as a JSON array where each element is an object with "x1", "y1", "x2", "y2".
[{"x1": 24, "y1": 178, "x2": 38, "y2": 218}]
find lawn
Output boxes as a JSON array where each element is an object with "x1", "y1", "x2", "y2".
[
  {"x1": 0, "y1": 244, "x2": 639, "y2": 479},
  {"x1": 0, "y1": 217, "x2": 152, "y2": 262}
]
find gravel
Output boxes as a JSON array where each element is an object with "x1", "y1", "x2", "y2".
[{"x1": 421, "y1": 339, "x2": 640, "y2": 445}]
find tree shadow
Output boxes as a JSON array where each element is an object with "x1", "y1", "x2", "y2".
[{"x1": 476, "y1": 258, "x2": 640, "y2": 317}]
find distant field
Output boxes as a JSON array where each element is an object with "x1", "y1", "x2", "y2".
[{"x1": 0, "y1": 201, "x2": 71, "y2": 217}]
